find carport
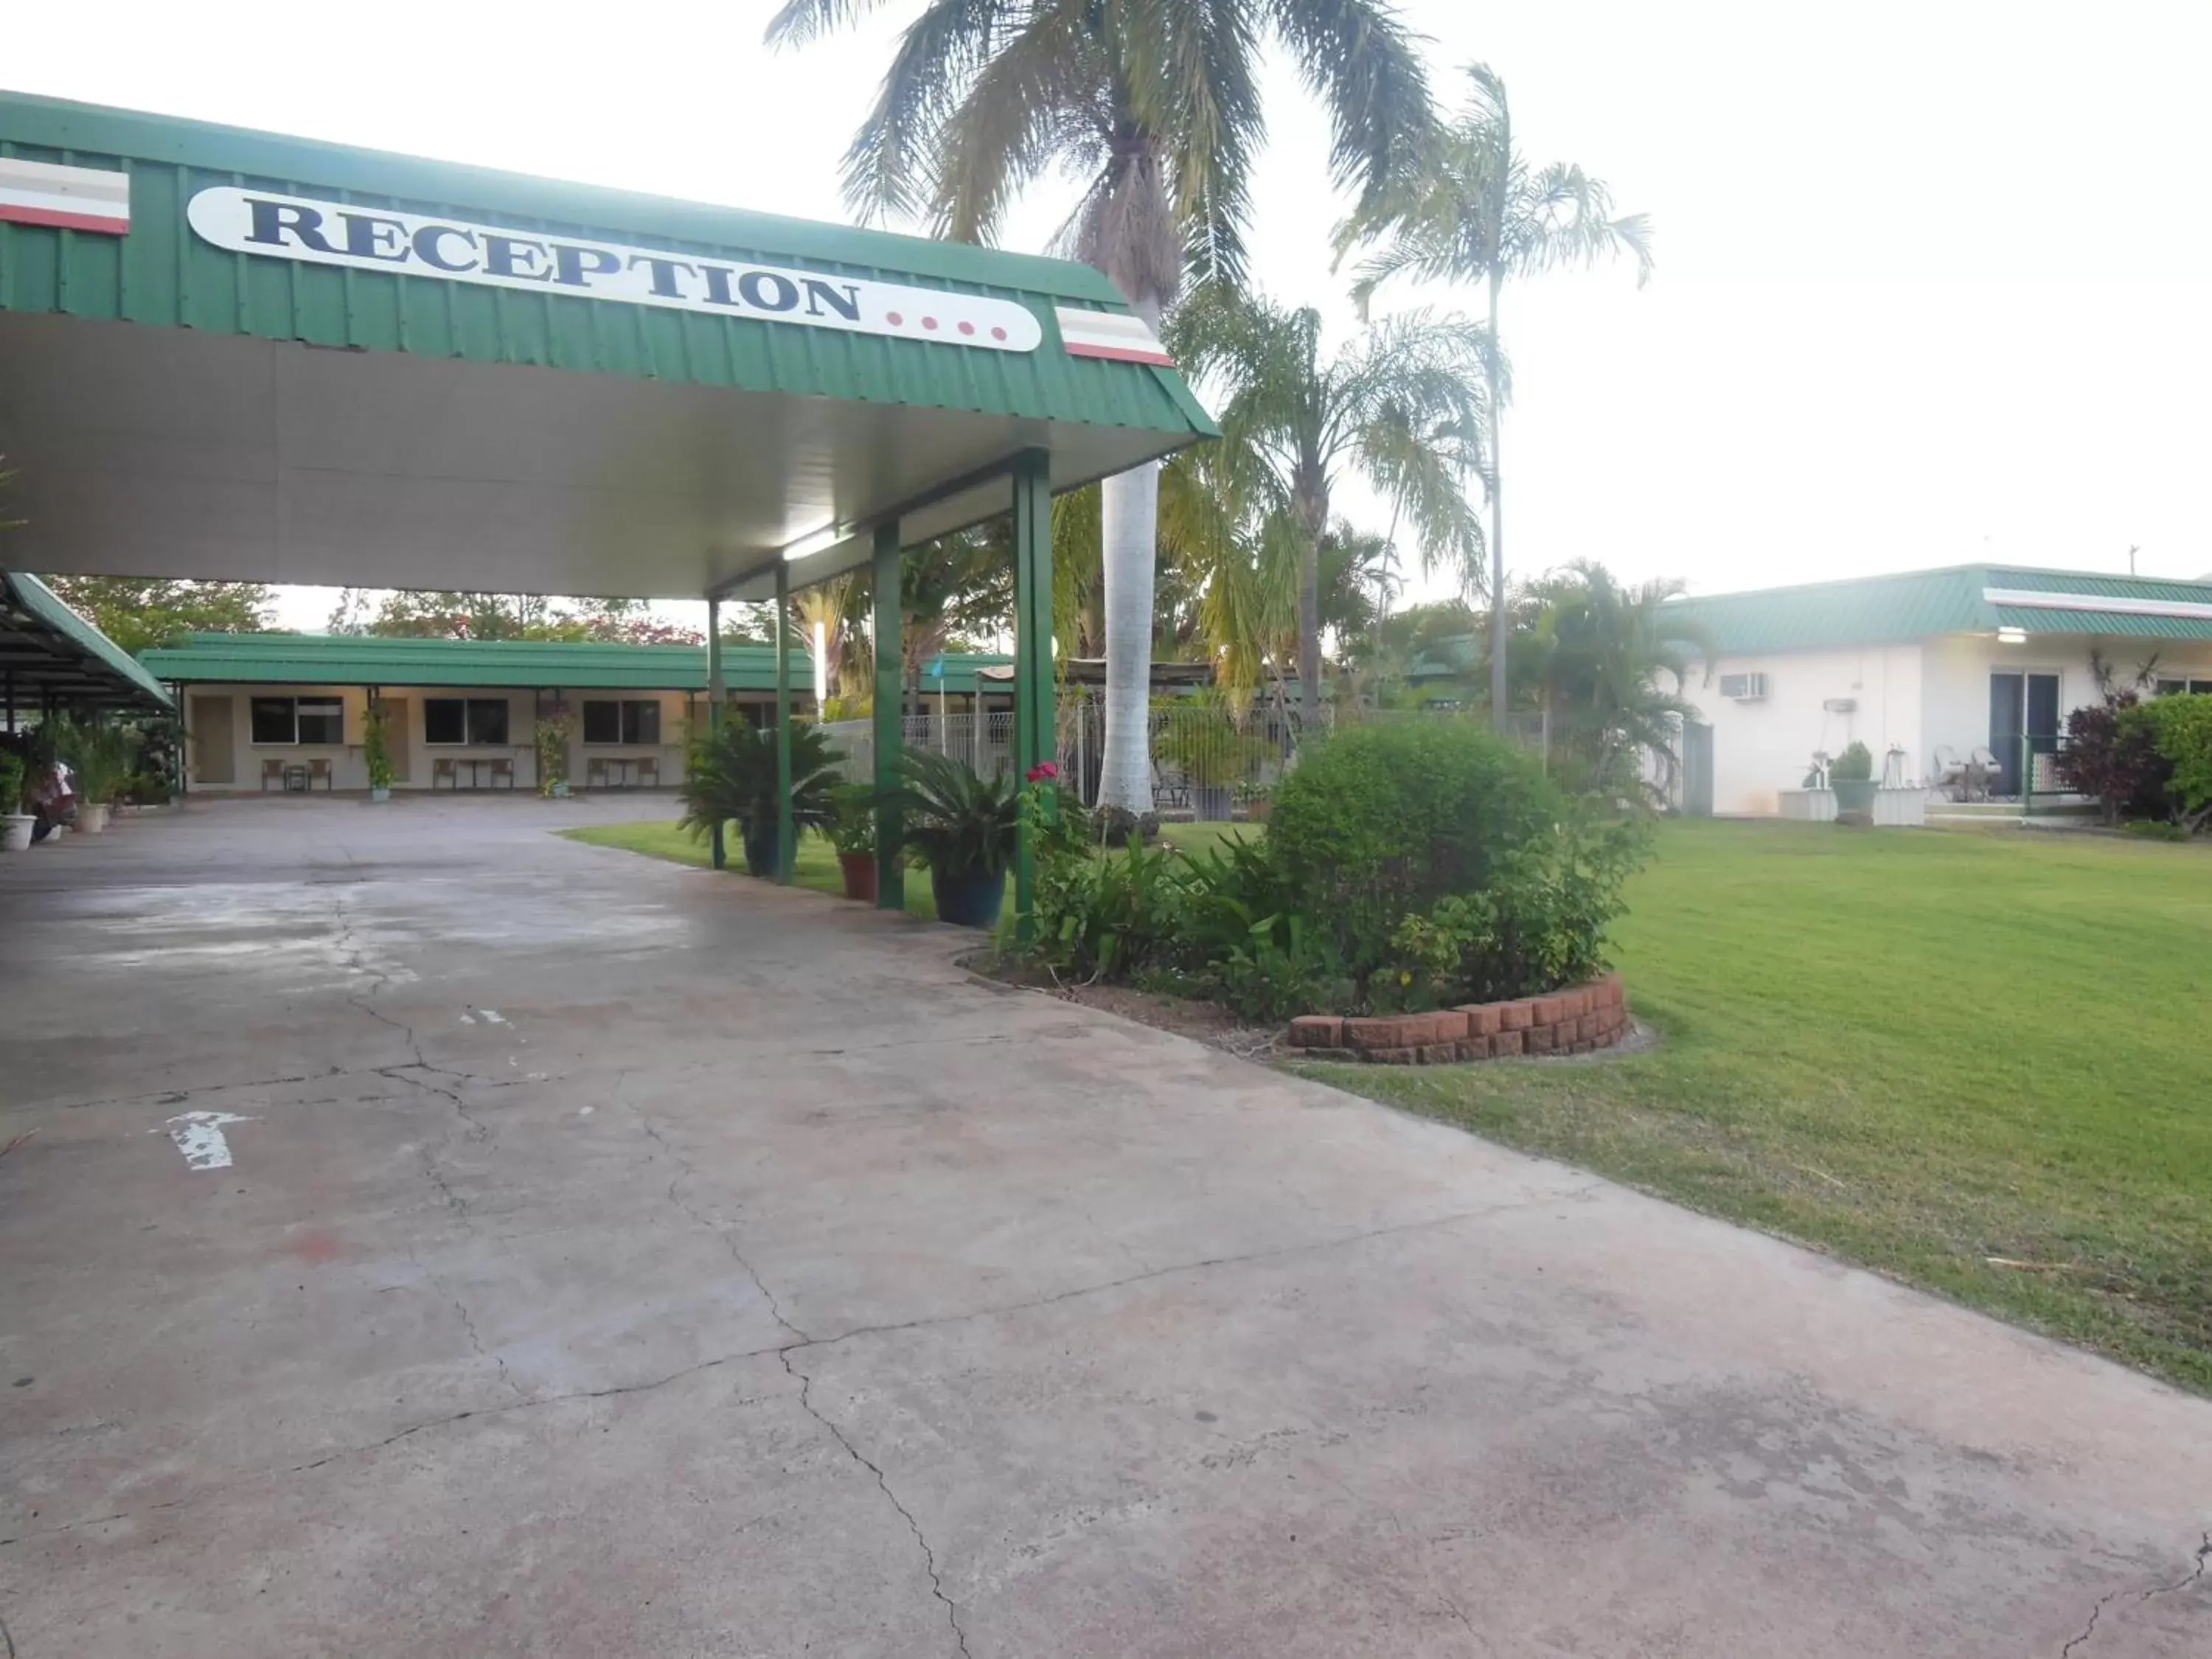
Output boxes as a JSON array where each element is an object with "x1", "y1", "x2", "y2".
[
  {"x1": 0, "y1": 91, "x2": 1214, "y2": 914},
  {"x1": 0, "y1": 565, "x2": 174, "y2": 720}
]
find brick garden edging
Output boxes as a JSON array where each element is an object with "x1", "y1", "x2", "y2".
[{"x1": 1285, "y1": 973, "x2": 1630, "y2": 1065}]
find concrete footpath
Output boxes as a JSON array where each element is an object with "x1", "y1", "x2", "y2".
[{"x1": 1, "y1": 796, "x2": 2206, "y2": 1657}]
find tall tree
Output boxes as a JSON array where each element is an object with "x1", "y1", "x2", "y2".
[
  {"x1": 41, "y1": 577, "x2": 272, "y2": 655},
  {"x1": 766, "y1": 0, "x2": 1435, "y2": 818},
  {"x1": 1335, "y1": 63, "x2": 1654, "y2": 729},
  {"x1": 1170, "y1": 289, "x2": 1490, "y2": 722}
]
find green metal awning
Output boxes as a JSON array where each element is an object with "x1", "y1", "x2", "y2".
[
  {"x1": 0, "y1": 91, "x2": 1216, "y2": 600},
  {"x1": 0, "y1": 567, "x2": 173, "y2": 712},
  {"x1": 1663, "y1": 565, "x2": 2212, "y2": 655},
  {"x1": 138, "y1": 630, "x2": 1006, "y2": 694}
]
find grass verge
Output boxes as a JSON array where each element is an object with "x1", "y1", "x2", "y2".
[
  {"x1": 1295, "y1": 820, "x2": 2212, "y2": 1395},
  {"x1": 560, "y1": 820, "x2": 960, "y2": 920}
]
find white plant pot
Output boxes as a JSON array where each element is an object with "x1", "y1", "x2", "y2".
[
  {"x1": 1873, "y1": 786, "x2": 1927, "y2": 828},
  {"x1": 1777, "y1": 787, "x2": 1838, "y2": 823},
  {"x1": 370, "y1": 785, "x2": 392, "y2": 803},
  {"x1": 1, "y1": 813, "x2": 33, "y2": 852},
  {"x1": 78, "y1": 801, "x2": 111, "y2": 834}
]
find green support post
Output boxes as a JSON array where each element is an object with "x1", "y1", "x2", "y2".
[
  {"x1": 1010, "y1": 448, "x2": 1055, "y2": 940},
  {"x1": 872, "y1": 521, "x2": 905, "y2": 911},
  {"x1": 706, "y1": 595, "x2": 726, "y2": 870},
  {"x1": 775, "y1": 563, "x2": 795, "y2": 883}
]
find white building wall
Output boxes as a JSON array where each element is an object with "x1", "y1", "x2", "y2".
[
  {"x1": 1677, "y1": 632, "x2": 2212, "y2": 816},
  {"x1": 1673, "y1": 644, "x2": 1923, "y2": 816}
]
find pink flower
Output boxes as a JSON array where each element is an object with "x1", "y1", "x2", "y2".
[{"x1": 1026, "y1": 761, "x2": 1061, "y2": 783}]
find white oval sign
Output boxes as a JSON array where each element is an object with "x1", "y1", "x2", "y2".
[{"x1": 186, "y1": 186, "x2": 1044, "y2": 352}]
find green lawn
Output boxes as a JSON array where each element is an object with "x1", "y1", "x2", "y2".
[
  {"x1": 561, "y1": 821, "x2": 967, "y2": 921},
  {"x1": 1304, "y1": 821, "x2": 2212, "y2": 1393}
]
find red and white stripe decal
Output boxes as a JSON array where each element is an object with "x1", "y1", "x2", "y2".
[
  {"x1": 0, "y1": 157, "x2": 131, "y2": 235},
  {"x1": 1055, "y1": 307, "x2": 1175, "y2": 367}
]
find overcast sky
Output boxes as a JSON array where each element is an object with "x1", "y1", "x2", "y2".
[{"x1": 12, "y1": 0, "x2": 2212, "y2": 630}]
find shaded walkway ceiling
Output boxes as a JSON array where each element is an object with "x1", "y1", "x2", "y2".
[
  {"x1": 0, "y1": 566, "x2": 173, "y2": 712},
  {"x1": 0, "y1": 92, "x2": 1214, "y2": 601}
]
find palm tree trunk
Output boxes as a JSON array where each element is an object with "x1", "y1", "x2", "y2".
[
  {"x1": 1099, "y1": 297, "x2": 1164, "y2": 818},
  {"x1": 1298, "y1": 525, "x2": 1323, "y2": 729},
  {"x1": 1486, "y1": 268, "x2": 1509, "y2": 731}
]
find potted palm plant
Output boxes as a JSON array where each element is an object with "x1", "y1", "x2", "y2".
[
  {"x1": 60, "y1": 716, "x2": 132, "y2": 834},
  {"x1": 827, "y1": 782, "x2": 878, "y2": 902},
  {"x1": 1829, "y1": 740, "x2": 1877, "y2": 824},
  {"x1": 364, "y1": 706, "x2": 396, "y2": 801},
  {"x1": 886, "y1": 749, "x2": 1019, "y2": 927},
  {"x1": 678, "y1": 718, "x2": 843, "y2": 877},
  {"x1": 0, "y1": 751, "x2": 32, "y2": 851}
]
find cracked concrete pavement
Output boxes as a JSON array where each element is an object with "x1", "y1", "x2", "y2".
[{"x1": 1, "y1": 793, "x2": 2208, "y2": 1657}]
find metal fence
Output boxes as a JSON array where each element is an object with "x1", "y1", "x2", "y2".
[{"x1": 818, "y1": 701, "x2": 1550, "y2": 821}]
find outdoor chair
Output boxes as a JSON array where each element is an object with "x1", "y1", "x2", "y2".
[
  {"x1": 586, "y1": 757, "x2": 609, "y2": 790},
  {"x1": 1968, "y1": 747, "x2": 2006, "y2": 800},
  {"x1": 1152, "y1": 760, "x2": 1191, "y2": 812},
  {"x1": 432, "y1": 757, "x2": 458, "y2": 790},
  {"x1": 636, "y1": 755, "x2": 660, "y2": 789},
  {"x1": 260, "y1": 757, "x2": 285, "y2": 792},
  {"x1": 307, "y1": 757, "x2": 333, "y2": 791},
  {"x1": 1931, "y1": 745, "x2": 1970, "y2": 801},
  {"x1": 488, "y1": 757, "x2": 514, "y2": 790}
]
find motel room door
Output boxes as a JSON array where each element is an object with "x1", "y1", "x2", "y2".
[
  {"x1": 1989, "y1": 672, "x2": 2059, "y2": 797},
  {"x1": 189, "y1": 695, "x2": 234, "y2": 785}
]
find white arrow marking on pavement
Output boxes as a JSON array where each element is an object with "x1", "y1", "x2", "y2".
[{"x1": 153, "y1": 1111, "x2": 256, "y2": 1171}]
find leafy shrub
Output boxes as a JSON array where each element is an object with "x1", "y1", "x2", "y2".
[
  {"x1": 827, "y1": 782, "x2": 875, "y2": 856},
  {"x1": 1265, "y1": 720, "x2": 1566, "y2": 995},
  {"x1": 1031, "y1": 837, "x2": 1200, "y2": 981},
  {"x1": 2124, "y1": 694, "x2": 2212, "y2": 834},
  {"x1": 0, "y1": 750, "x2": 24, "y2": 816},
  {"x1": 1377, "y1": 816, "x2": 1649, "y2": 1010},
  {"x1": 1829, "y1": 740, "x2": 1875, "y2": 783},
  {"x1": 2059, "y1": 692, "x2": 2169, "y2": 824}
]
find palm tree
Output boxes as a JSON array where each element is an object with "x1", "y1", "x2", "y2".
[
  {"x1": 1522, "y1": 560, "x2": 1710, "y2": 798},
  {"x1": 1169, "y1": 288, "x2": 1491, "y2": 723},
  {"x1": 795, "y1": 574, "x2": 870, "y2": 712},
  {"x1": 1335, "y1": 63, "x2": 1654, "y2": 730},
  {"x1": 765, "y1": 0, "x2": 1435, "y2": 818}
]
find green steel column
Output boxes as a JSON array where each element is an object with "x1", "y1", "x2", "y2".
[
  {"x1": 706, "y1": 596, "x2": 726, "y2": 870},
  {"x1": 775, "y1": 563, "x2": 795, "y2": 883},
  {"x1": 1011, "y1": 448, "x2": 1055, "y2": 939},
  {"x1": 872, "y1": 521, "x2": 905, "y2": 911}
]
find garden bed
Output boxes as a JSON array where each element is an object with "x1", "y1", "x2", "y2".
[{"x1": 1286, "y1": 974, "x2": 1631, "y2": 1063}]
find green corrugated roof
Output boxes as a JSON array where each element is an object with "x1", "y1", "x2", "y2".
[
  {"x1": 0, "y1": 90, "x2": 1216, "y2": 440},
  {"x1": 138, "y1": 631, "x2": 1006, "y2": 692},
  {"x1": 1, "y1": 568, "x2": 173, "y2": 710},
  {"x1": 1666, "y1": 565, "x2": 2212, "y2": 655}
]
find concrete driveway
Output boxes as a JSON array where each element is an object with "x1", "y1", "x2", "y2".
[{"x1": 1, "y1": 796, "x2": 2206, "y2": 1658}]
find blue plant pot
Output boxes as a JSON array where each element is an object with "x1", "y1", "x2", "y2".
[{"x1": 931, "y1": 866, "x2": 1006, "y2": 928}]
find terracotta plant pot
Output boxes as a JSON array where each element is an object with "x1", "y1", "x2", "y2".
[{"x1": 839, "y1": 851, "x2": 879, "y2": 903}]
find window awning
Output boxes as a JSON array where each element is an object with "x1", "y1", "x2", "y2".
[{"x1": 0, "y1": 568, "x2": 174, "y2": 712}]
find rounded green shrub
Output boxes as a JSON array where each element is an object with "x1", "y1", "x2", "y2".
[{"x1": 1267, "y1": 719, "x2": 1566, "y2": 986}]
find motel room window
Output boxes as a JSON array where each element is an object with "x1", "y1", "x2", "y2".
[
  {"x1": 2153, "y1": 678, "x2": 2212, "y2": 698},
  {"x1": 423, "y1": 698, "x2": 510, "y2": 745},
  {"x1": 249, "y1": 696, "x2": 344, "y2": 745},
  {"x1": 580, "y1": 699, "x2": 662, "y2": 745}
]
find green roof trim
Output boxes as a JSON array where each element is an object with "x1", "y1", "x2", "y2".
[
  {"x1": 136, "y1": 631, "x2": 1013, "y2": 695},
  {"x1": 0, "y1": 91, "x2": 1216, "y2": 442},
  {"x1": 1665, "y1": 565, "x2": 2212, "y2": 655},
  {"x1": 1, "y1": 568, "x2": 173, "y2": 711}
]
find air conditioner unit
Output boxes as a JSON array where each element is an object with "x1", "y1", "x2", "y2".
[{"x1": 1718, "y1": 672, "x2": 1769, "y2": 701}]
